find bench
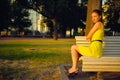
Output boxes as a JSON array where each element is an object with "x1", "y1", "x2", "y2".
[{"x1": 75, "y1": 36, "x2": 120, "y2": 79}]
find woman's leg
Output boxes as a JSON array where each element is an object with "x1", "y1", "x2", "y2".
[{"x1": 68, "y1": 45, "x2": 82, "y2": 73}]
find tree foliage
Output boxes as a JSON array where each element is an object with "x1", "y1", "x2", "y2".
[
  {"x1": 0, "y1": 0, "x2": 11, "y2": 31},
  {"x1": 0, "y1": 0, "x2": 31, "y2": 36},
  {"x1": 103, "y1": 0, "x2": 120, "y2": 32},
  {"x1": 18, "y1": 0, "x2": 86, "y2": 38},
  {"x1": 11, "y1": 0, "x2": 32, "y2": 33}
]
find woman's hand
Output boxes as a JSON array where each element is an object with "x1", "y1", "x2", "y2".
[{"x1": 86, "y1": 36, "x2": 91, "y2": 42}]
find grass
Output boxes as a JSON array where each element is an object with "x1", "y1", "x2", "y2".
[{"x1": 0, "y1": 38, "x2": 75, "y2": 80}]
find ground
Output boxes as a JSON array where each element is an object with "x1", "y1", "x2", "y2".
[
  {"x1": 0, "y1": 59, "x2": 61, "y2": 80},
  {"x1": 0, "y1": 37, "x2": 120, "y2": 80},
  {"x1": 60, "y1": 65, "x2": 120, "y2": 80}
]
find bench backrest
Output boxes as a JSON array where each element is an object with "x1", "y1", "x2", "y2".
[{"x1": 75, "y1": 36, "x2": 120, "y2": 56}]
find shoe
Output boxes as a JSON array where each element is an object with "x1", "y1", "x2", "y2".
[{"x1": 64, "y1": 69, "x2": 79, "y2": 77}]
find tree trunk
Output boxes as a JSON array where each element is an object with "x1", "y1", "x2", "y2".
[
  {"x1": 70, "y1": 28, "x2": 72, "y2": 38},
  {"x1": 60, "y1": 28, "x2": 66, "y2": 38},
  {"x1": 51, "y1": 19, "x2": 58, "y2": 40},
  {"x1": 0, "y1": 31, "x2": 1, "y2": 37},
  {"x1": 85, "y1": 0, "x2": 102, "y2": 35}
]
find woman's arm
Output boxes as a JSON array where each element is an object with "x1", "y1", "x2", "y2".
[{"x1": 86, "y1": 22, "x2": 102, "y2": 41}]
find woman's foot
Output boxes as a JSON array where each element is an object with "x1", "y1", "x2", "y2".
[
  {"x1": 64, "y1": 67, "x2": 79, "y2": 77},
  {"x1": 68, "y1": 68, "x2": 79, "y2": 74}
]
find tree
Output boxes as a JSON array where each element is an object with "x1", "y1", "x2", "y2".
[
  {"x1": 11, "y1": 0, "x2": 31, "y2": 36},
  {"x1": 85, "y1": 0, "x2": 102, "y2": 35},
  {"x1": 18, "y1": 0, "x2": 86, "y2": 39},
  {"x1": 0, "y1": 0, "x2": 11, "y2": 33},
  {"x1": 103, "y1": 0, "x2": 120, "y2": 33}
]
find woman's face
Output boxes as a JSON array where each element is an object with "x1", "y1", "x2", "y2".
[{"x1": 91, "y1": 12, "x2": 101, "y2": 23}]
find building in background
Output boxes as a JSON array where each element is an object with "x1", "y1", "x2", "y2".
[
  {"x1": 28, "y1": 9, "x2": 49, "y2": 36},
  {"x1": 28, "y1": 10, "x2": 37, "y2": 36}
]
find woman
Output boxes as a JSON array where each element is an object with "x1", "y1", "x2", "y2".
[{"x1": 66, "y1": 9, "x2": 104, "y2": 76}]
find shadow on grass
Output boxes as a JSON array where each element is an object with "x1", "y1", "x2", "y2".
[{"x1": 0, "y1": 66, "x2": 29, "y2": 80}]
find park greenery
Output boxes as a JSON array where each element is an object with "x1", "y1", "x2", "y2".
[
  {"x1": 0, "y1": 0, "x2": 120, "y2": 79},
  {"x1": 0, "y1": 0, "x2": 120, "y2": 39},
  {"x1": 102, "y1": 0, "x2": 120, "y2": 32},
  {"x1": 0, "y1": 39, "x2": 75, "y2": 79},
  {"x1": 0, "y1": 0, "x2": 31, "y2": 36},
  {"x1": 18, "y1": 0, "x2": 87, "y2": 39}
]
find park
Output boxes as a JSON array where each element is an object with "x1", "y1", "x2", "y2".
[{"x1": 0, "y1": 0, "x2": 120, "y2": 80}]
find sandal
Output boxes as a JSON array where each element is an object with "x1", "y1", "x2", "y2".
[{"x1": 64, "y1": 69, "x2": 79, "y2": 77}]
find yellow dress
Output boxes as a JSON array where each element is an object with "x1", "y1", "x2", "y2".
[{"x1": 78, "y1": 22, "x2": 104, "y2": 58}]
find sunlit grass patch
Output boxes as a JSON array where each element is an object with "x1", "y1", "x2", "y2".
[
  {"x1": 0, "y1": 39, "x2": 75, "y2": 79},
  {"x1": 0, "y1": 39, "x2": 75, "y2": 61}
]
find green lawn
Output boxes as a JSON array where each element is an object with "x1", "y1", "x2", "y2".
[{"x1": 0, "y1": 38, "x2": 75, "y2": 80}]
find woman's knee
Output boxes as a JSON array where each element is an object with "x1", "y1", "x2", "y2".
[{"x1": 71, "y1": 45, "x2": 78, "y2": 51}]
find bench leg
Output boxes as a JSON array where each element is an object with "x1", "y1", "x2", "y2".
[
  {"x1": 89, "y1": 72, "x2": 103, "y2": 80},
  {"x1": 97, "y1": 72, "x2": 103, "y2": 80}
]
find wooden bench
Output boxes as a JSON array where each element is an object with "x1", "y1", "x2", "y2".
[{"x1": 75, "y1": 36, "x2": 120, "y2": 78}]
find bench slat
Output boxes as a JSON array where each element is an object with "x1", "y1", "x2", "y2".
[
  {"x1": 103, "y1": 55, "x2": 120, "y2": 57},
  {"x1": 82, "y1": 68, "x2": 120, "y2": 72},
  {"x1": 83, "y1": 65, "x2": 120, "y2": 69},
  {"x1": 76, "y1": 40, "x2": 120, "y2": 44},
  {"x1": 104, "y1": 50, "x2": 120, "y2": 51},
  {"x1": 103, "y1": 53, "x2": 120, "y2": 56},
  {"x1": 83, "y1": 62, "x2": 120, "y2": 64},
  {"x1": 80, "y1": 56, "x2": 120, "y2": 59},
  {"x1": 105, "y1": 48, "x2": 119, "y2": 50}
]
